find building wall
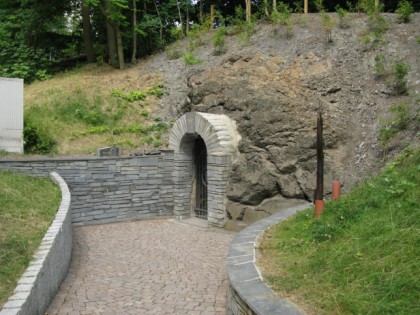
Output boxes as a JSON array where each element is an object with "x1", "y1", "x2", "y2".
[
  {"x1": 0, "y1": 152, "x2": 174, "y2": 226},
  {"x1": 0, "y1": 77, "x2": 24, "y2": 153}
]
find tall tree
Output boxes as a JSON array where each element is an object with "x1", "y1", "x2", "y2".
[
  {"x1": 82, "y1": 0, "x2": 95, "y2": 62},
  {"x1": 89, "y1": 0, "x2": 128, "y2": 69},
  {"x1": 131, "y1": 0, "x2": 137, "y2": 62}
]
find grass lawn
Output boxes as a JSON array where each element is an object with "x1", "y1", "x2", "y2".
[
  {"x1": 258, "y1": 148, "x2": 420, "y2": 315},
  {"x1": 0, "y1": 171, "x2": 60, "y2": 308}
]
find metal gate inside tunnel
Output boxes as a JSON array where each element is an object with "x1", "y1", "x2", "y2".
[
  {"x1": 169, "y1": 112, "x2": 239, "y2": 227},
  {"x1": 194, "y1": 136, "x2": 207, "y2": 219}
]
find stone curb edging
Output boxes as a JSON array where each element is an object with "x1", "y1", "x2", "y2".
[
  {"x1": 0, "y1": 172, "x2": 72, "y2": 315},
  {"x1": 226, "y1": 203, "x2": 312, "y2": 315}
]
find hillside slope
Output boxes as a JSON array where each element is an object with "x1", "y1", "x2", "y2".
[
  {"x1": 148, "y1": 13, "x2": 419, "y2": 227},
  {"x1": 19, "y1": 13, "x2": 420, "y2": 227}
]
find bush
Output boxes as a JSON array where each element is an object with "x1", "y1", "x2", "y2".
[
  {"x1": 112, "y1": 90, "x2": 146, "y2": 102},
  {"x1": 23, "y1": 117, "x2": 57, "y2": 154},
  {"x1": 0, "y1": 44, "x2": 50, "y2": 82},
  {"x1": 374, "y1": 54, "x2": 386, "y2": 78},
  {"x1": 182, "y1": 52, "x2": 203, "y2": 65},
  {"x1": 393, "y1": 61, "x2": 410, "y2": 95},
  {"x1": 321, "y1": 11, "x2": 334, "y2": 43},
  {"x1": 213, "y1": 27, "x2": 227, "y2": 55},
  {"x1": 271, "y1": 2, "x2": 294, "y2": 39},
  {"x1": 395, "y1": 0, "x2": 414, "y2": 23},
  {"x1": 379, "y1": 102, "x2": 410, "y2": 146},
  {"x1": 335, "y1": 5, "x2": 350, "y2": 28}
]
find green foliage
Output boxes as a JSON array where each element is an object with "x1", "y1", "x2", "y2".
[
  {"x1": 271, "y1": 2, "x2": 294, "y2": 39},
  {"x1": 140, "y1": 109, "x2": 149, "y2": 117},
  {"x1": 395, "y1": 0, "x2": 414, "y2": 23},
  {"x1": 213, "y1": 27, "x2": 228, "y2": 55},
  {"x1": 374, "y1": 54, "x2": 386, "y2": 78},
  {"x1": 226, "y1": 5, "x2": 254, "y2": 43},
  {"x1": 188, "y1": 24, "x2": 204, "y2": 52},
  {"x1": 393, "y1": 61, "x2": 410, "y2": 95},
  {"x1": 259, "y1": 148, "x2": 420, "y2": 314},
  {"x1": 358, "y1": 0, "x2": 379, "y2": 14},
  {"x1": 54, "y1": 92, "x2": 112, "y2": 125},
  {"x1": 358, "y1": 10, "x2": 387, "y2": 51},
  {"x1": 146, "y1": 88, "x2": 163, "y2": 98},
  {"x1": 0, "y1": 44, "x2": 49, "y2": 82},
  {"x1": 166, "y1": 41, "x2": 183, "y2": 60},
  {"x1": 182, "y1": 52, "x2": 203, "y2": 65},
  {"x1": 335, "y1": 5, "x2": 350, "y2": 28},
  {"x1": 240, "y1": 21, "x2": 255, "y2": 44},
  {"x1": 314, "y1": 0, "x2": 324, "y2": 12},
  {"x1": 228, "y1": 6, "x2": 246, "y2": 33},
  {"x1": 23, "y1": 116, "x2": 57, "y2": 154},
  {"x1": 369, "y1": 11, "x2": 387, "y2": 36},
  {"x1": 112, "y1": 89, "x2": 146, "y2": 102},
  {"x1": 0, "y1": 171, "x2": 60, "y2": 305},
  {"x1": 379, "y1": 102, "x2": 410, "y2": 146},
  {"x1": 321, "y1": 11, "x2": 334, "y2": 43}
]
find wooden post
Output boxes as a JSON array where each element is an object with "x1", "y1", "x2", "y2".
[
  {"x1": 304, "y1": 0, "x2": 308, "y2": 14},
  {"x1": 332, "y1": 180, "x2": 341, "y2": 200}
]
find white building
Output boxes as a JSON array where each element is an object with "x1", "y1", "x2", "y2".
[{"x1": 0, "y1": 77, "x2": 24, "y2": 153}]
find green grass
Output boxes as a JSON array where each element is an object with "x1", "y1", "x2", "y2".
[
  {"x1": 258, "y1": 148, "x2": 420, "y2": 314},
  {"x1": 0, "y1": 171, "x2": 60, "y2": 307}
]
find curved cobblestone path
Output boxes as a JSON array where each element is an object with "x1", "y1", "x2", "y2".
[{"x1": 46, "y1": 219, "x2": 235, "y2": 315}]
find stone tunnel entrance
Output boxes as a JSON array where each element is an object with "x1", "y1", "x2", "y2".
[{"x1": 169, "y1": 112, "x2": 239, "y2": 227}]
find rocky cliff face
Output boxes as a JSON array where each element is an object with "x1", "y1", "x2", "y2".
[
  {"x1": 183, "y1": 52, "x2": 344, "y2": 228},
  {"x1": 146, "y1": 13, "x2": 419, "y2": 229}
]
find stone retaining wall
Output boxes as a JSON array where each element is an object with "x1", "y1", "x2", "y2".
[
  {"x1": 226, "y1": 204, "x2": 311, "y2": 315},
  {"x1": 0, "y1": 172, "x2": 72, "y2": 315},
  {"x1": 0, "y1": 152, "x2": 174, "y2": 226}
]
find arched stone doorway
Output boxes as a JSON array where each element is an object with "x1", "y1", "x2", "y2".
[{"x1": 169, "y1": 112, "x2": 239, "y2": 227}]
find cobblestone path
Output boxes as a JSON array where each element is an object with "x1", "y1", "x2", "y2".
[{"x1": 46, "y1": 219, "x2": 235, "y2": 315}]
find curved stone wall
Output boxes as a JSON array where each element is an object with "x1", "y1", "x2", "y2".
[
  {"x1": 226, "y1": 204, "x2": 311, "y2": 315},
  {"x1": 0, "y1": 172, "x2": 72, "y2": 315}
]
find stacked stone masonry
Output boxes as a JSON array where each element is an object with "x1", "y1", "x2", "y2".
[
  {"x1": 0, "y1": 153, "x2": 174, "y2": 226},
  {"x1": 169, "y1": 112, "x2": 240, "y2": 227}
]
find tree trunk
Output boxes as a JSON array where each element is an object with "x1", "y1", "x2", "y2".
[
  {"x1": 176, "y1": 0, "x2": 183, "y2": 32},
  {"x1": 263, "y1": 0, "x2": 269, "y2": 17},
  {"x1": 199, "y1": 0, "x2": 203, "y2": 23},
  {"x1": 131, "y1": 0, "x2": 137, "y2": 63},
  {"x1": 101, "y1": 1, "x2": 120, "y2": 68},
  {"x1": 105, "y1": 20, "x2": 117, "y2": 66},
  {"x1": 153, "y1": 0, "x2": 164, "y2": 48},
  {"x1": 245, "y1": 0, "x2": 251, "y2": 22},
  {"x1": 304, "y1": 0, "x2": 308, "y2": 14},
  {"x1": 115, "y1": 25, "x2": 125, "y2": 70},
  {"x1": 82, "y1": 0, "x2": 95, "y2": 62},
  {"x1": 186, "y1": 0, "x2": 189, "y2": 35},
  {"x1": 272, "y1": 0, "x2": 277, "y2": 13}
]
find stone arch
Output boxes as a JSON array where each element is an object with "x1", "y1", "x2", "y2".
[{"x1": 169, "y1": 112, "x2": 239, "y2": 227}]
